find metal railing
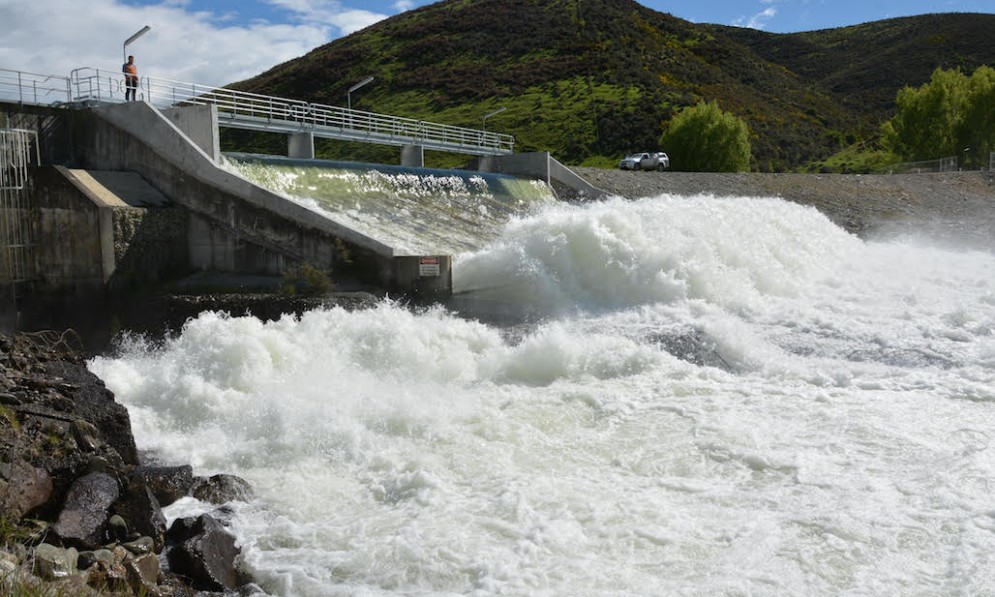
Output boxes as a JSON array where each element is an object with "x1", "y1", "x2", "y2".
[
  {"x1": 68, "y1": 67, "x2": 515, "y2": 155},
  {"x1": 0, "y1": 68, "x2": 72, "y2": 105},
  {"x1": 1, "y1": 65, "x2": 514, "y2": 155},
  {"x1": 1, "y1": 128, "x2": 40, "y2": 309},
  {"x1": 888, "y1": 156, "x2": 959, "y2": 174}
]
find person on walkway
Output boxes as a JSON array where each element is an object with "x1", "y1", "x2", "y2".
[{"x1": 123, "y1": 55, "x2": 138, "y2": 101}]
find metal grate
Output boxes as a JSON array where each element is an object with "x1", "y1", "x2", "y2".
[{"x1": 1, "y1": 128, "x2": 39, "y2": 308}]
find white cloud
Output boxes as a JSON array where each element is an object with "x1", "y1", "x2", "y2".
[
  {"x1": 0, "y1": 0, "x2": 366, "y2": 88},
  {"x1": 733, "y1": 6, "x2": 779, "y2": 29},
  {"x1": 264, "y1": 0, "x2": 388, "y2": 34},
  {"x1": 747, "y1": 7, "x2": 778, "y2": 28}
]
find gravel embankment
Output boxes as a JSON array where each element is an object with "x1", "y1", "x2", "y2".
[{"x1": 573, "y1": 168, "x2": 995, "y2": 249}]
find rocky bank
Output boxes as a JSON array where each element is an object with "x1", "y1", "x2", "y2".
[
  {"x1": 0, "y1": 293, "x2": 380, "y2": 596},
  {"x1": 0, "y1": 330, "x2": 268, "y2": 596}
]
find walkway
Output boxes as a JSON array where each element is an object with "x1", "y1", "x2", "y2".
[{"x1": 0, "y1": 66, "x2": 514, "y2": 156}]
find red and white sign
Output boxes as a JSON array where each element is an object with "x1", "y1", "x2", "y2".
[{"x1": 419, "y1": 256, "x2": 441, "y2": 277}]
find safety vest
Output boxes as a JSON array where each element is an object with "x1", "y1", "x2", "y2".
[{"x1": 123, "y1": 62, "x2": 138, "y2": 81}]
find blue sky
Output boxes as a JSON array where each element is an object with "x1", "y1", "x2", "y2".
[{"x1": 1, "y1": 0, "x2": 992, "y2": 87}]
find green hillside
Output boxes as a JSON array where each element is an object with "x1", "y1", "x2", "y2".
[{"x1": 228, "y1": 0, "x2": 995, "y2": 172}]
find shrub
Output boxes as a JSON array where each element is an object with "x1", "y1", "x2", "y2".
[
  {"x1": 660, "y1": 101, "x2": 751, "y2": 172},
  {"x1": 280, "y1": 264, "x2": 333, "y2": 297}
]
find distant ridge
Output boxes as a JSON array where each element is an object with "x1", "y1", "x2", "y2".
[{"x1": 230, "y1": 0, "x2": 995, "y2": 171}]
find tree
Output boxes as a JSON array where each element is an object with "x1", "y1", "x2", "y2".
[
  {"x1": 957, "y1": 66, "x2": 995, "y2": 169},
  {"x1": 882, "y1": 66, "x2": 995, "y2": 168},
  {"x1": 659, "y1": 101, "x2": 751, "y2": 172}
]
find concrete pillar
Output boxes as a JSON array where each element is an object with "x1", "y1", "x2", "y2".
[
  {"x1": 391, "y1": 255, "x2": 451, "y2": 302},
  {"x1": 400, "y1": 145, "x2": 424, "y2": 168},
  {"x1": 161, "y1": 104, "x2": 220, "y2": 162},
  {"x1": 288, "y1": 132, "x2": 315, "y2": 159},
  {"x1": 477, "y1": 155, "x2": 497, "y2": 172}
]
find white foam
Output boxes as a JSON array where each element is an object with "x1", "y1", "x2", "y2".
[{"x1": 89, "y1": 193, "x2": 995, "y2": 596}]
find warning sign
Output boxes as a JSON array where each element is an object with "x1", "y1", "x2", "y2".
[{"x1": 419, "y1": 256, "x2": 441, "y2": 277}]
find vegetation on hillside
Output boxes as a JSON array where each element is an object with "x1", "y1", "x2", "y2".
[{"x1": 227, "y1": 0, "x2": 995, "y2": 172}]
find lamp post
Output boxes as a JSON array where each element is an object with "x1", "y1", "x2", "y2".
[
  {"x1": 482, "y1": 106, "x2": 507, "y2": 132},
  {"x1": 347, "y1": 76, "x2": 374, "y2": 111},
  {"x1": 123, "y1": 25, "x2": 151, "y2": 64}
]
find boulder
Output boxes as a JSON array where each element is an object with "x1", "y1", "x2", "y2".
[
  {"x1": 114, "y1": 476, "x2": 167, "y2": 551},
  {"x1": 106, "y1": 514, "x2": 129, "y2": 541},
  {"x1": 53, "y1": 472, "x2": 119, "y2": 549},
  {"x1": 77, "y1": 548, "x2": 114, "y2": 570},
  {"x1": 0, "y1": 460, "x2": 53, "y2": 518},
  {"x1": 122, "y1": 536, "x2": 155, "y2": 557},
  {"x1": 133, "y1": 464, "x2": 194, "y2": 507},
  {"x1": 32, "y1": 543, "x2": 78, "y2": 580},
  {"x1": 125, "y1": 552, "x2": 161, "y2": 593},
  {"x1": 191, "y1": 473, "x2": 254, "y2": 504},
  {"x1": 166, "y1": 514, "x2": 241, "y2": 591}
]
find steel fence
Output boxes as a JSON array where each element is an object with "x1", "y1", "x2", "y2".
[
  {"x1": 68, "y1": 67, "x2": 515, "y2": 155},
  {"x1": 888, "y1": 156, "x2": 959, "y2": 174},
  {"x1": 0, "y1": 68, "x2": 72, "y2": 106}
]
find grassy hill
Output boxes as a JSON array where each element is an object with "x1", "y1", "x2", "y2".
[{"x1": 228, "y1": 0, "x2": 995, "y2": 172}]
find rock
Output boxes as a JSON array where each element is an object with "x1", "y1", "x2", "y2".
[
  {"x1": 53, "y1": 472, "x2": 119, "y2": 549},
  {"x1": 166, "y1": 514, "x2": 241, "y2": 591},
  {"x1": 40, "y1": 360, "x2": 139, "y2": 465},
  {"x1": 122, "y1": 535, "x2": 155, "y2": 556},
  {"x1": 70, "y1": 419, "x2": 103, "y2": 452},
  {"x1": 77, "y1": 548, "x2": 115, "y2": 570},
  {"x1": 0, "y1": 557, "x2": 17, "y2": 576},
  {"x1": 133, "y1": 464, "x2": 194, "y2": 507},
  {"x1": 125, "y1": 552, "x2": 161, "y2": 593},
  {"x1": 106, "y1": 514, "x2": 129, "y2": 541},
  {"x1": 114, "y1": 476, "x2": 167, "y2": 551},
  {"x1": 32, "y1": 543, "x2": 78, "y2": 580},
  {"x1": 237, "y1": 583, "x2": 271, "y2": 596},
  {"x1": 86, "y1": 560, "x2": 130, "y2": 593},
  {"x1": 0, "y1": 460, "x2": 53, "y2": 518},
  {"x1": 191, "y1": 473, "x2": 254, "y2": 504}
]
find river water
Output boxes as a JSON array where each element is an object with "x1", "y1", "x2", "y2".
[{"x1": 89, "y1": 192, "x2": 995, "y2": 596}]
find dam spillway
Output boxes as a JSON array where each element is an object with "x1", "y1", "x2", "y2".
[
  {"x1": 222, "y1": 153, "x2": 558, "y2": 257},
  {"x1": 2, "y1": 98, "x2": 595, "y2": 311}
]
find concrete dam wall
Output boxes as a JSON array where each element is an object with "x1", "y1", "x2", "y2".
[{"x1": 3, "y1": 100, "x2": 567, "y2": 314}]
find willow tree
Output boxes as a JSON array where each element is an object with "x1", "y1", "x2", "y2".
[
  {"x1": 659, "y1": 101, "x2": 751, "y2": 172},
  {"x1": 882, "y1": 66, "x2": 995, "y2": 168}
]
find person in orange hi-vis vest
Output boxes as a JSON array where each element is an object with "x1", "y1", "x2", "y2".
[{"x1": 122, "y1": 55, "x2": 138, "y2": 101}]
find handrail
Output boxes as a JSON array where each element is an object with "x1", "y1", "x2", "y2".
[
  {"x1": 0, "y1": 68, "x2": 72, "y2": 105},
  {"x1": 1, "y1": 65, "x2": 513, "y2": 155},
  {"x1": 68, "y1": 67, "x2": 514, "y2": 155}
]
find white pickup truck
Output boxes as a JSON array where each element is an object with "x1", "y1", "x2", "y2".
[{"x1": 619, "y1": 152, "x2": 670, "y2": 171}]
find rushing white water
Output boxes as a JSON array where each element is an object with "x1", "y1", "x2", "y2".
[
  {"x1": 222, "y1": 153, "x2": 556, "y2": 255},
  {"x1": 89, "y1": 193, "x2": 995, "y2": 596}
]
